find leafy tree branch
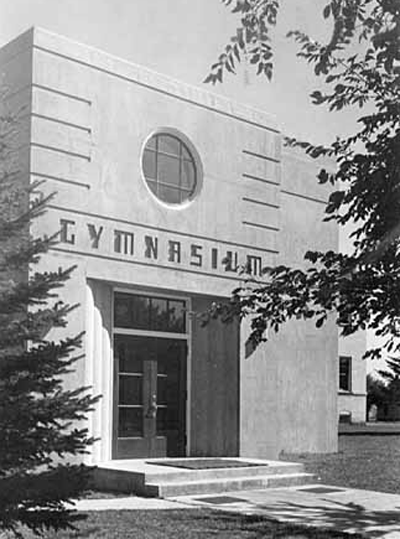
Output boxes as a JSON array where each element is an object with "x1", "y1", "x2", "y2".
[{"x1": 206, "y1": 0, "x2": 400, "y2": 361}]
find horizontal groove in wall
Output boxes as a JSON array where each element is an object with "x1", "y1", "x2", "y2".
[
  {"x1": 280, "y1": 189, "x2": 327, "y2": 205},
  {"x1": 32, "y1": 82, "x2": 92, "y2": 105},
  {"x1": 242, "y1": 173, "x2": 280, "y2": 186},
  {"x1": 31, "y1": 142, "x2": 91, "y2": 161},
  {"x1": 31, "y1": 171, "x2": 91, "y2": 189},
  {"x1": 242, "y1": 197, "x2": 280, "y2": 209},
  {"x1": 31, "y1": 112, "x2": 92, "y2": 133},
  {"x1": 47, "y1": 204, "x2": 279, "y2": 254},
  {"x1": 243, "y1": 149, "x2": 280, "y2": 164},
  {"x1": 242, "y1": 220, "x2": 280, "y2": 232},
  {"x1": 34, "y1": 45, "x2": 279, "y2": 134}
]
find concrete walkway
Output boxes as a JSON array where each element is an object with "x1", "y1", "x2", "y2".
[
  {"x1": 339, "y1": 422, "x2": 400, "y2": 435},
  {"x1": 76, "y1": 496, "x2": 189, "y2": 511},
  {"x1": 176, "y1": 485, "x2": 400, "y2": 538},
  {"x1": 75, "y1": 484, "x2": 400, "y2": 538}
]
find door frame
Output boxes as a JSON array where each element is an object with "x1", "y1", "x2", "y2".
[{"x1": 111, "y1": 286, "x2": 192, "y2": 458}]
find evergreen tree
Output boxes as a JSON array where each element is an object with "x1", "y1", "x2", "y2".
[{"x1": 0, "y1": 98, "x2": 98, "y2": 535}]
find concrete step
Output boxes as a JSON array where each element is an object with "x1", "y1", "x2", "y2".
[
  {"x1": 145, "y1": 472, "x2": 315, "y2": 498},
  {"x1": 94, "y1": 467, "x2": 146, "y2": 495},
  {"x1": 143, "y1": 462, "x2": 304, "y2": 484},
  {"x1": 93, "y1": 458, "x2": 315, "y2": 497},
  {"x1": 94, "y1": 459, "x2": 305, "y2": 494}
]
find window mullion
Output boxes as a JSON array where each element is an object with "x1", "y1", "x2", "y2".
[
  {"x1": 155, "y1": 135, "x2": 159, "y2": 195},
  {"x1": 178, "y1": 141, "x2": 183, "y2": 203}
]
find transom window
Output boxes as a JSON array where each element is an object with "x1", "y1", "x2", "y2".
[
  {"x1": 142, "y1": 133, "x2": 197, "y2": 205},
  {"x1": 114, "y1": 292, "x2": 186, "y2": 334}
]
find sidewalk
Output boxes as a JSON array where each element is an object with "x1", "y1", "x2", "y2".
[
  {"x1": 76, "y1": 496, "x2": 188, "y2": 511},
  {"x1": 339, "y1": 422, "x2": 400, "y2": 435},
  {"x1": 75, "y1": 484, "x2": 400, "y2": 538},
  {"x1": 174, "y1": 484, "x2": 400, "y2": 538}
]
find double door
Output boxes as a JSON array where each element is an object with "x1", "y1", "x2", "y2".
[{"x1": 113, "y1": 334, "x2": 187, "y2": 459}]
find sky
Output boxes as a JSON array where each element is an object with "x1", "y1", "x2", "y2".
[{"x1": 0, "y1": 0, "x2": 361, "y2": 143}]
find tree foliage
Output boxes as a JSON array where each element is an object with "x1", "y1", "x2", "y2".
[
  {"x1": 0, "y1": 100, "x2": 98, "y2": 536},
  {"x1": 206, "y1": 0, "x2": 400, "y2": 361},
  {"x1": 205, "y1": 0, "x2": 279, "y2": 83},
  {"x1": 379, "y1": 355, "x2": 400, "y2": 383}
]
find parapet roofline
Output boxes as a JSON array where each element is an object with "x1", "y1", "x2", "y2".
[{"x1": 1, "y1": 26, "x2": 280, "y2": 134}]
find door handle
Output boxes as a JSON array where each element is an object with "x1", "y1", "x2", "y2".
[{"x1": 146, "y1": 393, "x2": 157, "y2": 418}]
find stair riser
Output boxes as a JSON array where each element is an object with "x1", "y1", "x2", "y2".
[
  {"x1": 93, "y1": 468, "x2": 146, "y2": 495},
  {"x1": 144, "y1": 464, "x2": 304, "y2": 484},
  {"x1": 146, "y1": 473, "x2": 315, "y2": 498}
]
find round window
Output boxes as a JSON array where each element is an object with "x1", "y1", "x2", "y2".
[{"x1": 142, "y1": 133, "x2": 198, "y2": 205}]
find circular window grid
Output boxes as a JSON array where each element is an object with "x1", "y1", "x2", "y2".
[{"x1": 141, "y1": 130, "x2": 202, "y2": 208}]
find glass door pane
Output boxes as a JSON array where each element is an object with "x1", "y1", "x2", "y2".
[
  {"x1": 155, "y1": 339, "x2": 187, "y2": 456},
  {"x1": 115, "y1": 335, "x2": 152, "y2": 440}
]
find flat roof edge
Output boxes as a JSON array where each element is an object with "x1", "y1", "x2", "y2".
[{"x1": 27, "y1": 26, "x2": 280, "y2": 133}]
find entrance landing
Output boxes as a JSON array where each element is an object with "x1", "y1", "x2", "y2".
[
  {"x1": 147, "y1": 458, "x2": 266, "y2": 469},
  {"x1": 93, "y1": 457, "x2": 315, "y2": 497}
]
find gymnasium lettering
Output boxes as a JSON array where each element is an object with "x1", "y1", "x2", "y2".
[{"x1": 59, "y1": 218, "x2": 264, "y2": 277}]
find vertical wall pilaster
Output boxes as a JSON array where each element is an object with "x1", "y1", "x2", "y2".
[{"x1": 85, "y1": 280, "x2": 113, "y2": 463}]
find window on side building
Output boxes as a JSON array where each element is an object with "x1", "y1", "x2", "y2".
[{"x1": 339, "y1": 355, "x2": 352, "y2": 392}]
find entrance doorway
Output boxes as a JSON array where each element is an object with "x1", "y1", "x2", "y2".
[{"x1": 112, "y1": 292, "x2": 188, "y2": 459}]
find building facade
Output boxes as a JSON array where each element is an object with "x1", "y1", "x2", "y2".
[{"x1": 1, "y1": 28, "x2": 339, "y2": 464}]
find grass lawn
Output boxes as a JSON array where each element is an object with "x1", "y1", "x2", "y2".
[
  {"x1": 17, "y1": 509, "x2": 359, "y2": 538},
  {"x1": 8, "y1": 435, "x2": 396, "y2": 538},
  {"x1": 281, "y1": 434, "x2": 400, "y2": 494}
]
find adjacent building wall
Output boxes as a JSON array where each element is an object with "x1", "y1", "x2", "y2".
[{"x1": 339, "y1": 332, "x2": 367, "y2": 423}]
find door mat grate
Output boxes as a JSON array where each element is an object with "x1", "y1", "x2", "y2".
[
  {"x1": 194, "y1": 495, "x2": 248, "y2": 504},
  {"x1": 297, "y1": 486, "x2": 345, "y2": 494},
  {"x1": 146, "y1": 459, "x2": 266, "y2": 470}
]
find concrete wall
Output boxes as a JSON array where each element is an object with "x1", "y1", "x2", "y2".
[
  {"x1": 191, "y1": 295, "x2": 240, "y2": 457},
  {"x1": 0, "y1": 30, "x2": 32, "y2": 214},
  {"x1": 1, "y1": 27, "x2": 339, "y2": 462},
  {"x1": 240, "y1": 149, "x2": 338, "y2": 457}
]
